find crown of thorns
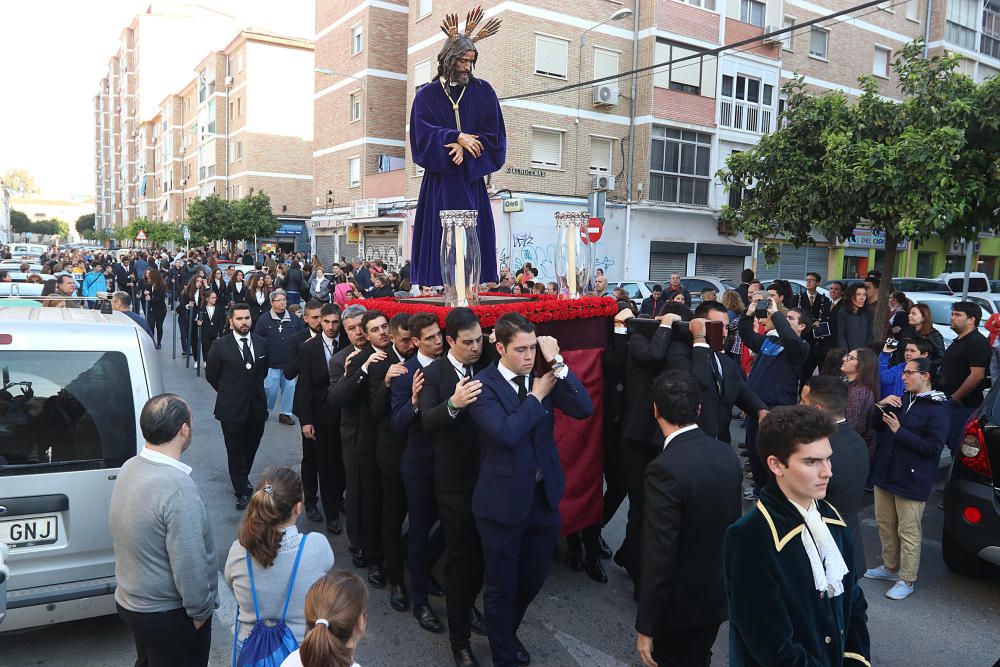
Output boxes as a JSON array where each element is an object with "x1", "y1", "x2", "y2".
[{"x1": 440, "y1": 6, "x2": 501, "y2": 44}]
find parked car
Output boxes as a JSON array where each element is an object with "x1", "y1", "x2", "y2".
[
  {"x1": 609, "y1": 280, "x2": 654, "y2": 310},
  {"x1": 767, "y1": 279, "x2": 831, "y2": 300},
  {"x1": 8, "y1": 244, "x2": 47, "y2": 260},
  {"x1": 908, "y1": 293, "x2": 989, "y2": 347},
  {"x1": 942, "y1": 386, "x2": 1000, "y2": 576},
  {"x1": 680, "y1": 276, "x2": 738, "y2": 306},
  {"x1": 0, "y1": 306, "x2": 163, "y2": 632},
  {"x1": 891, "y1": 278, "x2": 953, "y2": 294}
]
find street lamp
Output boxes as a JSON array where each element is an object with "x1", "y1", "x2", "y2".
[{"x1": 579, "y1": 7, "x2": 633, "y2": 46}]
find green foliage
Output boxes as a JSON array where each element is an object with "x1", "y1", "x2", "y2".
[
  {"x1": 75, "y1": 213, "x2": 96, "y2": 235},
  {"x1": 10, "y1": 209, "x2": 30, "y2": 234},
  {"x1": 1, "y1": 169, "x2": 38, "y2": 195},
  {"x1": 186, "y1": 190, "x2": 279, "y2": 247},
  {"x1": 718, "y1": 39, "x2": 999, "y2": 336},
  {"x1": 146, "y1": 222, "x2": 186, "y2": 246},
  {"x1": 187, "y1": 195, "x2": 235, "y2": 245},
  {"x1": 232, "y1": 189, "x2": 279, "y2": 243},
  {"x1": 11, "y1": 215, "x2": 67, "y2": 238}
]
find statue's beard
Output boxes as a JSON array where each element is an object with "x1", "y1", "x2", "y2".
[{"x1": 450, "y1": 70, "x2": 470, "y2": 86}]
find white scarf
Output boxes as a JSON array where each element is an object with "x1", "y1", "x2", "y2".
[{"x1": 793, "y1": 500, "x2": 849, "y2": 598}]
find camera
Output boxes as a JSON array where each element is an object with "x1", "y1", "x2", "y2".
[
  {"x1": 754, "y1": 300, "x2": 770, "y2": 319},
  {"x1": 885, "y1": 338, "x2": 899, "y2": 349}
]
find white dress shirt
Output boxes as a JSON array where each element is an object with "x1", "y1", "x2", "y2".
[
  {"x1": 233, "y1": 331, "x2": 255, "y2": 359},
  {"x1": 662, "y1": 423, "x2": 699, "y2": 450},
  {"x1": 139, "y1": 447, "x2": 192, "y2": 475}
]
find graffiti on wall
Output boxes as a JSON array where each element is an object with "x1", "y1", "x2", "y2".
[{"x1": 364, "y1": 242, "x2": 400, "y2": 270}]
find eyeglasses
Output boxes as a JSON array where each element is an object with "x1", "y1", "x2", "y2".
[
  {"x1": 901, "y1": 370, "x2": 928, "y2": 376},
  {"x1": 842, "y1": 354, "x2": 857, "y2": 361}
]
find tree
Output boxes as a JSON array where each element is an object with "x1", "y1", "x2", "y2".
[
  {"x1": 231, "y1": 189, "x2": 279, "y2": 247},
  {"x1": 719, "y1": 40, "x2": 998, "y2": 340},
  {"x1": 146, "y1": 221, "x2": 185, "y2": 246},
  {"x1": 1, "y1": 169, "x2": 38, "y2": 196},
  {"x1": 187, "y1": 195, "x2": 235, "y2": 245},
  {"x1": 10, "y1": 209, "x2": 30, "y2": 234},
  {"x1": 75, "y1": 213, "x2": 96, "y2": 236}
]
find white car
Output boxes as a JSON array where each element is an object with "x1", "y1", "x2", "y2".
[{"x1": 909, "y1": 293, "x2": 990, "y2": 347}]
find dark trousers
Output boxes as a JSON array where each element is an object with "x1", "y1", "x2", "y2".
[
  {"x1": 380, "y1": 461, "x2": 407, "y2": 585},
  {"x1": 476, "y1": 482, "x2": 562, "y2": 667},
  {"x1": 618, "y1": 437, "x2": 660, "y2": 581},
  {"x1": 360, "y1": 448, "x2": 383, "y2": 565},
  {"x1": 220, "y1": 419, "x2": 266, "y2": 496},
  {"x1": 437, "y1": 489, "x2": 484, "y2": 650},
  {"x1": 403, "y1": 471, "x2": 445, "y2": 607},
  {"x1": 800, "y1": 342, "x2": 826, "y2": 384},
  {"x1": 341, "y1": 431, "x2": 362, "y2": 550},
  {"x1": 116, "y1": 604, "x2": 212, "y2": 667},
  {"x1": 652, "y1": 623, "x2": 720, "y2": 667},
  {"x1": 303, "y1": 422, "x2": 346, "y2": 520},
  {"x1": 602, "y1": 426, "x2": 627, "y2": 526},
  {"x1": 148, "y1": 305, "x2": 166, "y2": 344},
  {"x1": 747, "y1": 413, "x2": 770, "y2": 490}
]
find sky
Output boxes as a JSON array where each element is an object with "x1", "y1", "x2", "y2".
[
  {"x1": 0, "y1": 1, "x2": 151, "y2": 199},
  {"x1": 0, "y1": 1, "x2": 312, "y2": 200}
]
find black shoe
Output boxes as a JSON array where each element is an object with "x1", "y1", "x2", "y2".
[
  {"x1": 585, "y1": 558, "x2": 608, "y2": 584},
  {"x1": 452, "y1": 646, "x2": 479, "y2": 667},
  {"x1": 565, "y1": 538, "x2": 585, "y2": 571},
  {"x1": 428, "y1": 574, "x2": 444, "y2": 597},
  {"x1": 368, "y1": 564, "x2": 386, "y2": 588},
  {"x1": 155, "y1": 342, "x2": 161, "y2": 349},
  {"x1": 390, "y1": 583, "x2": 410, "y2": 611},
  {"x1": 515, "y1": 637, "x2": 531, "y2": 666},
  {"x1": 469, "y1": 606, "x2": 487, "y2": 636},
  {"x1": 351, "y1": 548, "x2": 368, "y2": 569},
  {"x1": 326, "y1": 519, "x2": 342, "y2": 535},
  {"x1": 305, "y1": 502, "x2": 323, "y2": 522},
  {"x1": 413, "y1": 603, "x2": 444, "y2": 632},
  {"x1": 597, "y1": 536, "x2": 613, "y2": 560},
  {"x1": 235, "y1": 493, "x2": 250, "y2": 511}
]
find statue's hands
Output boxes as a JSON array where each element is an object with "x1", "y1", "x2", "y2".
[
  {"x1": 445, "y1": 142, "x2": 464, "y2": 165},
  {"x1": 457, "y1": 133, "x2": 482, "y2": 158}
]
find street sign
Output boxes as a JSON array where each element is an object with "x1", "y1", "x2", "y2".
[
  {"x1": 182, "y1": 225, "x2": 191, "y2": 241},
  {"x1": 581, "y1": 217, "x2": 603, "y2": 245},
  {"x1": 502, "y1": 197, "x2": 523, "y2": 213},
  {"x1": 136, "y1": 230, "x2": 147, "y2": 241}
]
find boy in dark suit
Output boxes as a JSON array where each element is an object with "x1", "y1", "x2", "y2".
[
  {"x1": 205, "y1": 303, "x2": 268, "y2": 509},
  {"x1": 635, "y1": 370, "x2": 742, "y2": 667},
  {"x1": 468, "y1": 312, "x2": 593, "y2": 667}
]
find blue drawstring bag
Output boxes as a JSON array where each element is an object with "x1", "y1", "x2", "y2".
[{"x1": 233, "y1": 534, "x2": 308, "y2": 667}]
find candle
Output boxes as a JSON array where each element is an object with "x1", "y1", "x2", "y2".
[
  {"x1": 567, "y1": 225, "x2": 577, "y2": 297},
  {"x1": 455, "y1": 223, "x2": 467, "y2": 305}
]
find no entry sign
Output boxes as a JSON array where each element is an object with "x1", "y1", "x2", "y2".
[{"x1": 580, "y1": 217, "x2": 603, "y2": 245}]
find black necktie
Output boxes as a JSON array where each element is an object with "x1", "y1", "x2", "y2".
[
  {"x1": 241, "y1": 337, "x2": 253, "y2": 368},
  {"x1": 709, "y1": 354, "x2": 723, "y2": 397},
  {"x1": 464, "y1": 365, "x2": 473, "y2": 379},
  {"x1": 516, "y1": 375, "x2": 529, "y2": 401}
]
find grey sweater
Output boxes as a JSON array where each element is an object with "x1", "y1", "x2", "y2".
[
  {"x1": 109, "y1": 454, "x2": 218, "y2": 619},
  {"x1": 225, "y1": 526, "x2": 335, "y2": 642}
]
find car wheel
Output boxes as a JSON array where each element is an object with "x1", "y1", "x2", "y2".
[{"x1": 942, "y1": 527, "x2": 991, "y2": 577}]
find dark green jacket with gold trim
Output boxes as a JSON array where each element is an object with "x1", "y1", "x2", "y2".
[{"x1": 724, "y1": 482, "x2": 871, "y2": 667}]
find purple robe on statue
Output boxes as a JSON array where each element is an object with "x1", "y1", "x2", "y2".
[{"x1": 409, "y1": 77, "x2": 506, "y2": 286}]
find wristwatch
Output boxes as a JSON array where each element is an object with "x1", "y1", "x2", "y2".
[{"x1": 549, "y1": 354, "x2": 564, "y2": 366}]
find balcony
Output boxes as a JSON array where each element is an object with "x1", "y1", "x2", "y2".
[
  {"x1": 719, "y1": 98, "x2": 774, "y2": 134},
  {"x1": 983, "y1": 6, "x2": 1000, "y2": 60}
]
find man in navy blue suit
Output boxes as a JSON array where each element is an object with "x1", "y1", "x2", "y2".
[
  {"x1": 468, "y1": 312, "x2": 594, "y2": 667},
  {"x1": 389, "y1": 312, "x2": 448, "y2": 634}
]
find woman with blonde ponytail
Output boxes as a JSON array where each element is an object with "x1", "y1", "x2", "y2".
[
  {"x1": 281, "y1": 571, "x2": 368, "y2": 667},
  {"x1": 226, "y1": 467, "x2": 335, "y2": 656}
]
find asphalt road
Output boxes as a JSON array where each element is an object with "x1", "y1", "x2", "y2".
[{"x1": 2, "y1": 325, "x2": 1000, "y2": 666}]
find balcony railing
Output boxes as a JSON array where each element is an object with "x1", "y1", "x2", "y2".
[
  {"x1": 982, "y1": 8, "x2": 1000, "y2": 59},
  {"x1": 720, "y1": 98, "x2": 774, "y2": 134}
]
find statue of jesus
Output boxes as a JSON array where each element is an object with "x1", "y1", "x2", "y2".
[{"x1": 409, "y1": 7, "x2": 506, "y2": 287}]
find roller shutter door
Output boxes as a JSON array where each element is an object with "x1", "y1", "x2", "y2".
[
  {"x1": 755, "y1": 244, "x2": 828, "y2": 280},
  {"x1": 362, "y1": 227, "x2": 401, "y2": 271},
  {"x1": 314, "y1": 233, "x2": 336, "y2": 268},
  {"x1": 338, "y1": 233, "x2": 359, "y2": 264},
  {"x1": 649, "y1": 253, "x2": 688, "y2": 281},
  {"x1": 695, "y1": 254, "x2": 743, "y2": 281}
]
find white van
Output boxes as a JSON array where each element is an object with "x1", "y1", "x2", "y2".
[
  {"x1": 9, "y1": 244, "x2": 48, "y2": 260},
  {"x1": 0, "y1": 306, "x2": 163, "y2": 631}
]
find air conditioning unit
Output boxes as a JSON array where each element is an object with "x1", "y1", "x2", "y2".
[
  {"x1": 593, "y1": 84, "x2": 619, "y2": 106},
  {"x1": 592, "y1": 174, "x2": 615, "y2": 191},
  {"x1": 224, "y1": 76, "x2": 234, "y2": 86},
  {"x1": 762, "y1": 26, "x2": 783, "y2": 43}
]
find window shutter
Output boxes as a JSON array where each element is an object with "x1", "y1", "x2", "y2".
[
  {"x1": 653, "y1": 42, "x2": 670, "y2": 88},
  {"x1": 531, "y1": 129, "x2": 562, "y2": 168},
  {"x1": 535, "y1": 35, "x2": 568, "y2": 77},
  {"x1": 873, "y1": 47, "x2": 890, "y2": 76},
  {"x1": 590, "y1": 137, "x2": 612, "y2": 173},
  {"x1": 349, "y1": 158, "x2": 361, "y2": 185},
  {"x1": 670, "y1": 45, "x2": 701, "y2": 87},
  {"x1": 414, "y1": 60, "x2": 432, "y2": 89},
  {"x1": 418, "y1": 0, "x2": 432, "y2": 18},
  {"x1": 594, "y1": 49, "x2": 619, "y2": 80}
]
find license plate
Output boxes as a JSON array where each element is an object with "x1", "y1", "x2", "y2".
[{"x1": 0, "y1": 515, "x2": 58, "y2": 548}]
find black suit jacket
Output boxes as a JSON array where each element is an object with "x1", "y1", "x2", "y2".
[
  {"x1": 368, "y1": 346, "x2": 410, "y2": 467},
  {"x1": 419, "y1": 355, "x2": 491, "y2": 495},
  {"x1": 329, "y1": 344, "x2": 379, "y2": 459},
  {"x1": 826, "y1": 420, "x2": 870, "y2": 574},
  {"x1": 328, "y1": 345, "x2": 364, "y2": 448},
  {"x1": 624, "y1": 324, "x2": 688, "y2": 446},
  {"x1": 283, "y1": 329, "x2": 313, "y2": 380},
  {"x1": 205, "y1": 333, "x2": 268, "y2": 423},
  {"x1": 292, "y1": 336, "x2": 339, "y2": 426},
  {"x1": 791, "y1": 292, "x2": 832, "y2": 346},
  {"x1": 198, "y1": 305, "x2": 227, "y2": 342},
  {"x1": 636, "y1": 427, "x2": 743, "y2": 634},
  {"x1": 679, "y1": 344, "x2": 766, "y2": 442}
]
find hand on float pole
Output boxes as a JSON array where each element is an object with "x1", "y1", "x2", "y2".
[{"x1": 171, "y1": 284, "x2": 178, "y2": 360}]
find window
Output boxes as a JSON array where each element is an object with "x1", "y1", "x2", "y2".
[
  {"x1": 534, "y1": 34, "x2": 569, "y2": 79},
  {"x1": 594, "y1": 48, "x2": 619, "y2": 81},
  {"x1": 236, "y1": 141, "x2": 243, "y2": 161},
  {"x1": 351, "y1": 24, "x2": 363, "y2": 55},
  {"x1": 683, "y1": 0, "x2": 716, "y2": 10},
  {"x1": 418, "y1": 0, "x2": 432, "y2": 19},
  {"x1": 0, "y1": 352, "x2": 137, "y2": 477},
  {"x1": 590, "y1": 136, "x2": 613, "y2": 174},
  {"x1": 809, "y1": 28, "x2": 829, "y2": 59},
  {"x1": 229, "y1": 101, "x2": 234, "y2": 120},
  {"x1": 350, "y1": 91, "x2": 362, "y2": 122},
  {"x1": 905, "y1": 0, "x2": 919, "y2": 20},
  {"x1": 348, "y1": 157, "x2": 361, "y2": 187},
  {"x1": 414, "y1": 60, "x2": 432, "y2": 90},
  {"x1": 873, "y1": 46, "x2": 891, "y2": 77},
  {"x1": 530, "y1": 127, "x2": 564, "y2": 169},
  {"x1": 653, "y1": 41, "x2": 717, "y2": 97},
  {"x1": 206, "y1": 98, "x2": 216, "y2": 134},
  {"x1": 236, "y1": 51, "x2": 244, "y2": 74},
  {"x1": 237, "y1": 97, "x2": 242, "y2": 117},
  {"x1": 234, "y1": 183, "x2": 241, "y2": 198},
  {"x1": 727, "y1": 150, "x2": 744, "y2": 209},
  {"x1": 781, "y1": 16, "x2": 794, "y2": 50},
  {"x1": 721, "y1": 74, "x2": 774, "y2": 106},
  {"x1": 946, "y1": 0, "x2": 978, "y2": 49},
  {"x1": 649, "y1": 127, "x2": 711, "y2": 206},
  {"x1": 720, "y1": 75, "x2": 775, "y2": 132},
  {"x1": 739, "y1": 0, "x2": 766, "y2": 28}
]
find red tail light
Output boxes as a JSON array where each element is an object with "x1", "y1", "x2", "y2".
[{"x1": 959, "y1": 417, "x2": 993, "y2": 478}]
